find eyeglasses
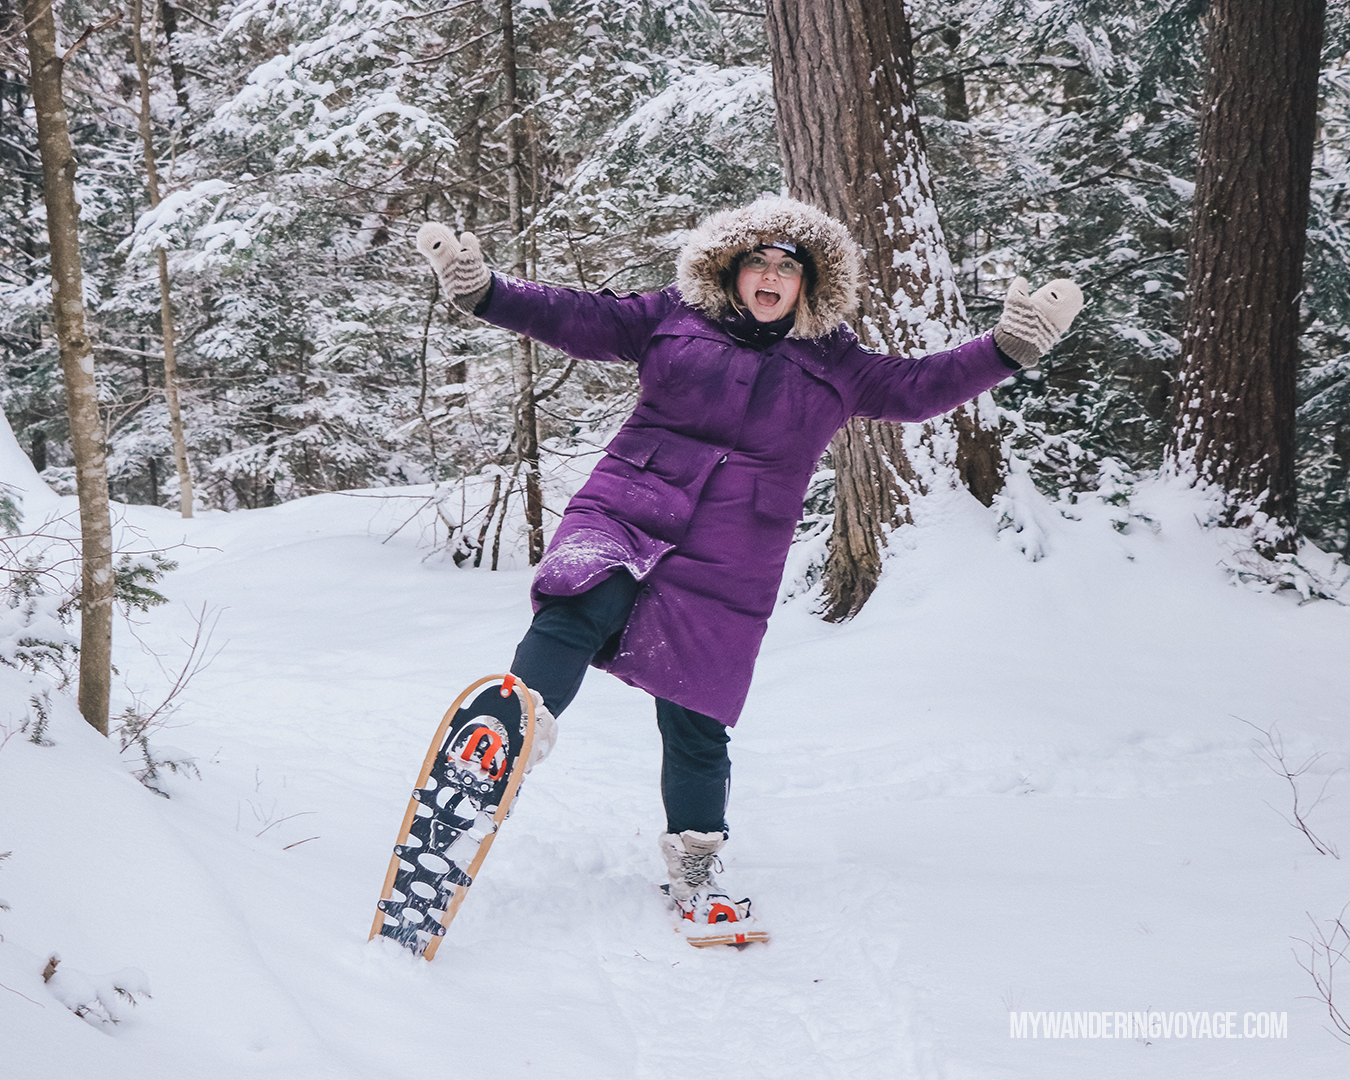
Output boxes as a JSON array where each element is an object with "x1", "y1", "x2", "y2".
[{"x1": 741, "y1": 253, "x2": 803, "y2": 279}]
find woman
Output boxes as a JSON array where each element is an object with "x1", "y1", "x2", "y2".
[{"x1": 417, "y1": 197, "x2": 1081, "y2": 943}]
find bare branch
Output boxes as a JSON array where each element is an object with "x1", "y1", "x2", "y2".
[
  {"x1": 914, "y1": 57, "x2": 1086, "y2": 89},
  {"x1": 1295, "y1": 906, "x2": 1350, "y2": 1043},
  {"x1": 1237, "y1": 716, "x2": 1341, "y2": 857},
  {"x1": 62, "y1": 9, "x2": 124, "y2": 62}
]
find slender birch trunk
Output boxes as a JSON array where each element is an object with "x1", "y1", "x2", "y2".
[
  {"x1": 131, "y1": 0, "x2": 194, "y2": 517},
  {"x1": 501, "y1": 0, "x2": 543, "y2": 565},
  {"x1": 23, "y1": 0, "x2": 114, "y2": 733}
]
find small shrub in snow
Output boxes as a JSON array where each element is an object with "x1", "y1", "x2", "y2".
[
  {"x1": 0, "y1": 485, "x2": 20, "y2": 535},
  {"x1": 25, "y1": 691, "x2": 54, "y2": 746},
  {"x1": 0, "y1": 557, "x2": 79, "y2": 689},
  {"x1": 1, "y1": 690, "x2": 58, "y2": 749},
  {"x1": 112, "y1": 603, "x2": 217, "y2": 795},
  {"x1": 992, "y1": 457, "x2": 1056, "y2": 561},
  {"x1": 1220, "y1": 543, "x2": 1350, "y2": 603},
  {"x1": 41, "y1": 953, "x2": 151, "y2": 1028},
  {"x1": 113, "y1": 705, "x2": 200, "y2": 796}
]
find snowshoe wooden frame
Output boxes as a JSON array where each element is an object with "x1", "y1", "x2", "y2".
[
  {"x1": 369, "y1": 674, "x2": 536, "y2": 960},
  {"x1": 686, "y1": 924, "x2": 771, "y2": 948}
]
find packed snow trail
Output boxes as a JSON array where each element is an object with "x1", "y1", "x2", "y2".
[{"x1": 3, "y1": 474, "x2": 1350, "y2": 1078}]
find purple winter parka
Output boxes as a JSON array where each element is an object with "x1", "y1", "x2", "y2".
[{"x1": 476, "y1": 199, "x2": 1017, "y2": 726}]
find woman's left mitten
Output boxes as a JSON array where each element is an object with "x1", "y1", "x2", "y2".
[
  {"x1": 993, "y1": 277, "x2": 1084, "y2": 368},
  {"x1": 416, "y1": 224, "x2": 492, "y2": 314}
]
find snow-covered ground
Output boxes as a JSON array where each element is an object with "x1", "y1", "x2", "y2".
[{"x1": 3, "y1": 429, "x2": 1350, "y2": 1078}]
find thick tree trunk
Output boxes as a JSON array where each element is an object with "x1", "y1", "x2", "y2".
[
  {"x1": 132, "y1": 0, "x2": 195, "y2": 518},
  {"x1": 766, "y1": 0, "x2": 1001, "y2": 621},
  {"x1": 24, "y1": 0, "x2": 114, "y2": 734},
  {"x1": 501, "y1": 0, "x2": 543, "y2": 565},
  {"x1": 1169, "y1": 0, "x2": 1325, "y2": 549}
]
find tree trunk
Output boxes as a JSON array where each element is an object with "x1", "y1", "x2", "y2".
[
  {"x1": 940, "y1": 26, "x2": 970, "y2": 123},
  {"x1": 766, "y1": 0, "x2": 1002, "y2": 621},
  {"x1": 23, "y1": 0, "x2": 114, "y2": 734},
  {"x1": 501, "y1": 0, "x2": 543, "y2": 565},
  {"x1": 159, "y1": 0, "x2": 191, "y2": 133},
  {"x1": 1169, "y1": 0, "x2": 1325, "y2": 549},
  {"x1": 132, "y1": 0, "x2": 195, "y2": 518}
]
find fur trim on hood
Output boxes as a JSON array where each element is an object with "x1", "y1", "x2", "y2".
[{"x1": 676, "y1": 196, "x2": 862, "y2": 340}]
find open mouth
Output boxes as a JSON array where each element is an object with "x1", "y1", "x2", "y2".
[{"x1": 754, "y1": 289, "x2": 781, "y2": 306}]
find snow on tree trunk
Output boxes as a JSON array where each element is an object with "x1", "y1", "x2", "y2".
[
  {"x1": 766, "y1": 0, "x2": 1002, "y2": 622},
  {"x1": 23, "y1": 0, "x2": 114, "y2": 734},
  {"x1": 132, "y1": 0, "x2": 195, "y2": 518},
  {"x1": 1168, "y1": 0, "x2": 1325, "y2": 551}
]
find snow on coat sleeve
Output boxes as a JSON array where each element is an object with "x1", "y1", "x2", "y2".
[
  {"x1": 844, "y1": 332, "x2": 1013, "y2": 423},
  {"x1": 478, "y1": 275, "x2": 676, "y2": 364}
]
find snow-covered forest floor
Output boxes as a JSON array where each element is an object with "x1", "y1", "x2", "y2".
[{"x1": 3, "y1": 422, "x2": 1350, "y2": 1079}]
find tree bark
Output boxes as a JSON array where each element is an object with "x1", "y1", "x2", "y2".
[
  {"x1": 158, "y1": 0, "x2": 191, "y2": 133},
  {"x1": 23, "y1": 0, "x2": 114, "y2": 734},
  {"x1": 132, "y1": 0, "x2": 195, "y2": 518},
  {"x1": 501, "y1": 0, "x2": 543, "y2": 565},
  {"x1": 766, "y1": 0, "x2": 1001, "y2": 621},
  {"x1": 1169, "y1": 0, "x2": 1325, "y2": 549},
  {"x1": 940, "y1": 26, "x2": 970, "y2": 123}
]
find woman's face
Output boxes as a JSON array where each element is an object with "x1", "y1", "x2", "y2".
[{"x1": 736, "y1": 248, "x2": 804, "y2": 323}]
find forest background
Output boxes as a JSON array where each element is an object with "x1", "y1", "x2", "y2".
[{"x1": 1, "y1": 0, "x2": 1348, "y2": 610}]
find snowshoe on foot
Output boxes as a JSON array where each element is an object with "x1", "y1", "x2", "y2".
[{"x1": 658, "y1": 830, "x2": 769, "y2": 948}]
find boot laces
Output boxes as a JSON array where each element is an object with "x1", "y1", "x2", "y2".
[{"x1": 679, "y1": 851, "x2": 723, "y2": 890}]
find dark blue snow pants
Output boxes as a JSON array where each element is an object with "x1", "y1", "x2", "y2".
[{"x1": 510, "y1": 570, "x2": 731, "y2": 836}]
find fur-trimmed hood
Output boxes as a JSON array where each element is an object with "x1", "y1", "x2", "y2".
[{"x1": 675, "y1": 196, "x2": 863, "y2": 340}]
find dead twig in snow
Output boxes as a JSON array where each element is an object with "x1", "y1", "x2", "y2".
[
  {"x1": 1237, "y1": 716, "x2": 1341, "y2": 858},
  {"x1": 1295, "y1": 906, "x2": 1350, "y2": 1044}
]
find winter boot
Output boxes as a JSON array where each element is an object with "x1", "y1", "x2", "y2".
[
  {"x1": 525, "y1": 689, "x2": 557, "y2": 772},
  {"x1": 658, "y1": 830, "x2": 769, "y2": 947}
]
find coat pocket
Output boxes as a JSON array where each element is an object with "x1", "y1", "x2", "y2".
[
  {"x1": 753, "y1": 476, "x2": 804, "y2": 522},
  {"x1": 603, "y1": 430, "x2": 659, "y2": 469}
]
